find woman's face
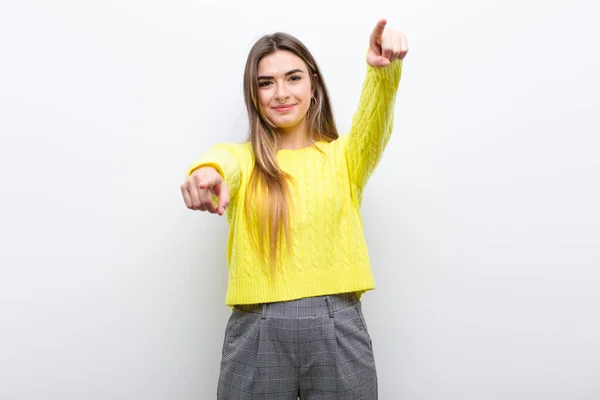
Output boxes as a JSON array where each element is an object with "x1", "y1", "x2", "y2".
[{"x1": 256, "y1": 50, "x2": 314, "y2": 132}]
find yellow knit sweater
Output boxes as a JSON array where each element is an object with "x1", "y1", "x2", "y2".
[{"x1": 188, "y1": 60, "x2": 402, "y2": 305}]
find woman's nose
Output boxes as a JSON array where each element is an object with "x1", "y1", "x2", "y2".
[{"x1": 275, "y1": 84, "x2": 289, "y2": 102}]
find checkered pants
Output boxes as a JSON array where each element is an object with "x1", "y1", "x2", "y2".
[{"x1": 217, "y1": 293, "x2": 377, "y2": 399}]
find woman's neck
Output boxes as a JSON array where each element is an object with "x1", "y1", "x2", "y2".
[{"x1": 276, "y1": 119, "x2": 311, "y2": 150}]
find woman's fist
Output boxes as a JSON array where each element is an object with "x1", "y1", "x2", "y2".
[
  {"x1": 367, "y1": 18, "x2": 409, "y2": 68},
  {"x1": 181, "y1": 167, "x2": 230, "y2": 216}
]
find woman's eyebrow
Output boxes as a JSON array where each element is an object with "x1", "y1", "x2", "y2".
[{"x1": 258, "y1": 69, "x2": 305, "y2": 80}]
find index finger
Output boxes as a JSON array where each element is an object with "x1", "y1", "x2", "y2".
[
  {"x1": 216, "y1": 183, "x2": 230, "y2": 215},
  {"x1": 370, "y1": 18, "x2": 387, "y2": 41}
]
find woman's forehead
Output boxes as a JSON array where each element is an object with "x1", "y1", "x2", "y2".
[{"x1": 257, "y1": 50, "x2": 306, "y2": 75}]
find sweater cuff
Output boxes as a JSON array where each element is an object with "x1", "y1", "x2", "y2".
[
  {"x1": 366, "y1": 58, "x2": 403, "y2": 85},
  {"x1": 187, "y1": 162, "x2": 225, "y2": 179}
]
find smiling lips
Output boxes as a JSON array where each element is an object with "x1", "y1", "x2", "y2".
[{"x1": 273, "y1": 104, "x2": 295, "y2": 113}]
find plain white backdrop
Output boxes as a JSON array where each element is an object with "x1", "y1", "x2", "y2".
[{"x1": 1, "y1": 0, "x2": 599, "y2": 398}]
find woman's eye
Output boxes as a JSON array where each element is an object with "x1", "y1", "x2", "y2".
[
  {"x1": 290, "y1": 76, "x2": 301, "y2": 81},
  {"x1": 259, "y1": 81, "x2": 272, "y2": 87}
]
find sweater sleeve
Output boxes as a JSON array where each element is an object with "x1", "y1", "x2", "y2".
[
  {"x1": 344, "y1": 59, "x2": 403, "y2": 201},
  {"x1": 187, "y1": 143, "x2": 243, "y2": 200}
]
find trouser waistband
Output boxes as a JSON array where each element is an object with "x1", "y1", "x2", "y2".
[{"x1": 233, "y1": 292, "x2": 360, "y2": 319}]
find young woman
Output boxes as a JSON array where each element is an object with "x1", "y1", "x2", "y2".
[{"x1": 181, "y1": 18, "x2": 408, "y2": 399}]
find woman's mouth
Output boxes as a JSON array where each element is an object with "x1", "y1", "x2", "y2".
[{"x1": 273, "y1": 104, "x2": 295, "y2": 113}]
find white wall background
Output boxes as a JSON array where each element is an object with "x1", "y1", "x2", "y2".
[{"x1": 1, "y1": 0, "x2": 599, "y2": 398}]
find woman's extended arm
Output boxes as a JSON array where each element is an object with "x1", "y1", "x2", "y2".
[{"x1": 344, "y1": 19, "x2": 408, "y2": 201}]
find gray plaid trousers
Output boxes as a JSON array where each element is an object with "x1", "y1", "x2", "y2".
[{"x1": 217, "y1": 293, "x2": 377, "y2": 399}]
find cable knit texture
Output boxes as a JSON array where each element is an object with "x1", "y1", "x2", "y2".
[{"x1": 188, "y1": 60, "x2": 402, "y2": 305}]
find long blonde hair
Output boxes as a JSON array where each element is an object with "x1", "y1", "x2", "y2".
[{"x1": 243, "y1": 32, "x2": 339, "y2": 275}]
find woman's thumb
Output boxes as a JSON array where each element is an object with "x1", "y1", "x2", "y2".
[{"x1": 375, "y1": 56, "x2": 390, "y2": 67}]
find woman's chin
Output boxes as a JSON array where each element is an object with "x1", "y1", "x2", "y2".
[{"x1": 272, "y1": 118, "x2": 303, "y2": 130}]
